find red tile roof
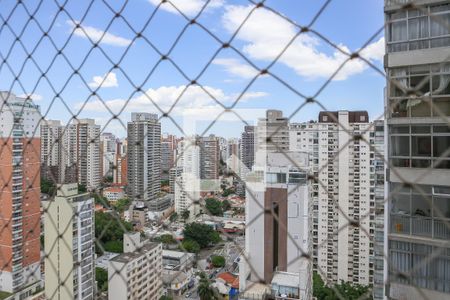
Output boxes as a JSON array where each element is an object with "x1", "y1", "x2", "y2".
[{"x1": 217, "y1": 272, "x2": 239, "y2": 289}]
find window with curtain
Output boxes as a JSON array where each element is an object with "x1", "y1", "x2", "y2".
[{"x1": 388, "y1": 5, "x2": 450, "y2": 52}]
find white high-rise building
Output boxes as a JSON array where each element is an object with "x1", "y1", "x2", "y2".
[
  {"x1": 384, "y1": 1, "x2": 450, "y2": 299},
  {"x1": 108, "y1": 233, "x2": 163, "y2": 300},
  {"x1": 240, "y1": 125, "x2": 256, "y2": 176},
  {"x1": 40, "y1": 119, "x2": 101, "y2": 189},
  {"x1": 372, "y1": 120, "x2": 385, "y2": 300},
  {"x1": 290, "y1": 111, "x2": 375, "y2": 286},
  {"x1": 240, "y1": 152, "x2": 312, "y2": 300},
  {"x1": 127, "y1": 113, "x2": 161, "y2": 205},
  {"x1": 100, "y1": 132, "x2": 117, "y2": 178},
  {"x1": 44, "y1": 183, "x2": 95, "y2": 300},
  {"x1": 73, "y1": 119, "x2": 101, "y2": 190},
  {"x1": 174, "y1": 138, "x2": 200, "y2": 218},
  {"x1": 41, "y1": 119, "x2": 63, "y2": 182},
  {"x1": 226, "y1": 138, "x2": 240, "y2": 174}
]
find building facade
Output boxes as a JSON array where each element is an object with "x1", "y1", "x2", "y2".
[
  {"x1": 240, "y1": 125, "x2": 256, "y2": 175},
  {"x1": 127, "y1": 113, "x2": 161, "y2": 203},
  {"x1": 40, "y1": 119, "x2": 63, "y2": 183},
  {"x1": 385, "y1": 1, "x2": 450, "y2": 298},
  {"x1": 290, "y1": 111, "x2": 375, "y2": 286},
  {"x1": 74, "y1": 119, "x2": 101, "y2": 190},
  {"x1": 256, "y1": 110, "x2": 289, "y2": 157},
  {"x1": 44, "y1": 183, "x2": 95, "y2": 300},
  {"x1": 0, "y1": 92, "x2": 42, "y2": 297},
  {"x1": 174, "y1": 138, "x2": 200, "y2": 218},
  {"x1": 100, "y1": 132, "x2": 117, "y2": 178},
  {"x1": 108, "y1": 234, "x2": 163, "y2": 300},
  {"x1": 240, "y1": 152, "x2": 312, "y2": 300},
  {"x1": 199, "y1": 135, "x2": 220, "y2": 180},
  {"x1": 373, "y1": 120, "x2": 385, "y2": 300},
  {"x1": 161, "y1": 134, "x2": 177, "y2": 180}
]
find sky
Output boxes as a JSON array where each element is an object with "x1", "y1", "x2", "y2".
[{"x1": 0, "y1": 0, "x2": 386, "y2": 138}]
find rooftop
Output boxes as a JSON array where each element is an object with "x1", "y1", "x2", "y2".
[
  {"x1": 162, "y1": 270, "x2": 188, "y2": 285},
  {"x1": 162, "y1": 250, "x2": 193, "y2": 259},
  {"x1": 271, "y1": 271, "x2": 300, "y2": 288},
  {"x1": 104, "y1": 187, "x2": 124, "y2": 193},
  {"x1": 110, "y1": 242, "x2": 160, "y2": 264}
]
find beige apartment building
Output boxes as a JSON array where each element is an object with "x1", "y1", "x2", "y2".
[
  {"x1": 108, "y1": 233, "x2": 163, "y2": 300},
  {"x1": 44, "y1": 183, "x2": 95, "y2": 300}
]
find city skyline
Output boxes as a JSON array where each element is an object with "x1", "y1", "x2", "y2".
[
  {"x1": 0, "y1": 0, "x2": 385, "y2": 138},
  {"x1": 1, "y1": 1, "x2": 450, "y2": 300}
]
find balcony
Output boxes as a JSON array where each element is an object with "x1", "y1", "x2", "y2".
[{"x1": 390, "y1": 214, "x2": 450, "y2": 240}]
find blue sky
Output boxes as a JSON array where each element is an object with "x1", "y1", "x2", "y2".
[{"x1": 0, "y1": 0, "x2": 386, "y2": 138}]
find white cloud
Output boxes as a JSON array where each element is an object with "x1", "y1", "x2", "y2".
[
  {"x1": 88, "y1": 72, "x2": 119, "y2": 88},
  {"x1": 67, "y1": 20, "x2": 132, "y2": 47},
  {"x1": 360, "y1": 36, "x2": 385, "y2": 62},
  {"x1": 77, "y1": 85, "x2": 267, "y2": 116},
  {"x1": 222, "y1": 5, "x2": 385, "y2": 80},
  {"x1": 213, "y1": 58, "x2": 259, "y2": 79},
  {"x1": 148, "y1": 0, "x2": 224, "y2": 16},
  {"x1": 18, "y1": 93, "x2": 43, "y2": 101}
]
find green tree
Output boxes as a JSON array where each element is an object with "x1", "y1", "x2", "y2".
[
  {"x1": 169, "y1": 212, "x2": 178, "y2": 222},
  {"x1": 159, "y1": 296, "x2": 173, "y2": 300},
  {"x1": 104, "y1": 240, "x2": 123, "y2": 253},
  {"x1": 181, "y1": 209, "x2": 190, "y2": 221},
  {"x1": 93, "y1": 193, "x2": 108, "y2": 206},
  {"x1": 95, "y1": 212, "x2": 133, "y2": 254},
  {"x1": 313, "y1": 272, "x2": 372, "y2": 300},
  {"x1": 78, "y1": 184, "x2": 87, "y2": 193},
  {"x1": 181, "y1": 239, "x2": 200, "y2": 254},
  {"x1": 95, "y1": 267, "x2": 108, "y2": 292},
  {"x1": 103, "y1": 176, "x2": 113, "y2": 183},
  {"x1": 221, "y1": 188, "x2": 233, "y2": 197},
  {"x1": 205, "y1": 198, "x2": 222, "y2": 216},
  {"x1": 114, "y1": 198, "x2": 131, "y2": 213},
  {"x1": 158, "y1": 234, "x2": 176, "y2": 244},
  {"x1": 183, "y1": 223, "x2": 221, "y2": 248},
  {"x1": 197, "y1": 272, "x2": 217, "y2": 300},
  {"x1": 221, "y1": 199, "x2": 231, "y2": 212},
  {"x1": 211, "y1": 255, "x2": 225, "y2": 268},
  {"x1": 161, "y1": 180, "x2": 169, "y2": 186},
  {"x1": 41, "y1": 178, "x2": 56, "y2": 195}
]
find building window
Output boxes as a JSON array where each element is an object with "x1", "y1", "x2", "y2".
[
  {"x1": 389, "y1": 63, "x2": 450, "y2": 118},
  {"x1": 387, "y1": 5, "x2": 450, "y2": 52},
  {"x1": 389, "y1": 125, "x2": 450, "y2": 169},
  {"x1": 390, "y1": 183, "x2": 450, "y2": 239}
]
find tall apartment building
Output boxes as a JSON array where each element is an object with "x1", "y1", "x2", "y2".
[
  {"x1": 161, "y1": 134, "x2": 177, "y2": 180},
  {"x1": 174, "y1": 138, "x2": 200, "y2": 217},
  {"x1": 384, "y1": 1, "x2": 450, "y2": 298},
  {"x1": 100, "y1": 132, "x2": 116, "y2": 178},
  {"x1": 240, "y1": 152, "x2": 311, "y2": 300},
  {"x1": 108, "y1": 233, "x2": 163, "y2": 300},
  {"x1": 74, "y1": 119, "x2": 101, "y2": 190},
  {"x1": 226, "y1": 138, "x2": 240, "y2": 174},
  {"x1": 127, "y1": 113, "x2": 161, "y2": 203},
  {"x1": 113, "y1": 138, "x2": 127, "y2": 185},
  {"x1": 240, "y1": 125, "x2": 255, "y2": 175},
  {"x1": 0, "y1": 92, "x2": 42, "y2": 297},
  {"x1": 43, "y1": 183, "x2": 95, "y2": 300},
  {"x1": 256, "y1": 110, "x2": 289, "y2": 158},
  {"x1": 169, "y1": 166, "x2": 182, "y2": 194},
  {"x1": 40, "y1": 119, "x2": 63, "y2": 183},
  {"x1": 41, "y1": 119, "x2": 101, "y2": 189},
  {"x1": 373, "y1": 120, "x2": 385, "y2": 300},
  {"x1": 199, "y1": 135, "x2": 220, "y2": 180},
  {"x1": 290, "y1": 111, "x2": 375, "y2": 286},
  {"x1": 218, "y1": 136, "x2": 228, "y2": 163}
]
